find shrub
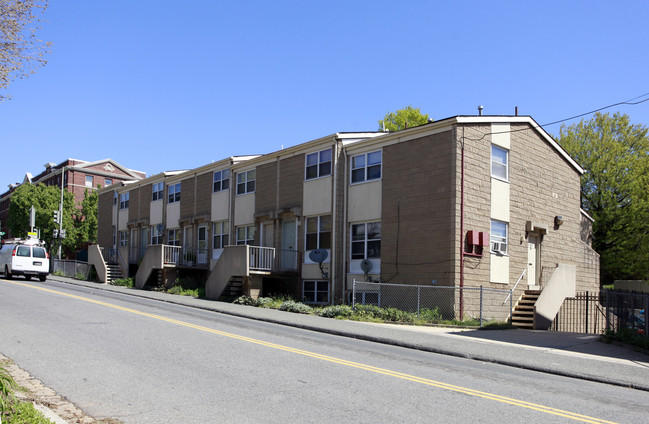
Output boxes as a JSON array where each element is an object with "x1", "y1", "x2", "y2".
[
  {"x1": 279, "y1": 300, "x2": 313, "y2": 314},
  {"x1": 1, "y1": 365, "x2": 52, "y2": 424},
  {"x1": 418, "y1": 307, "x2": 443, "y2": 323},
  {"x1": 233, "y1": 296, "x2": 258, "y2": 306},
  {"x1": 111, "y1": 278, "x2": 134, "y2": 287},
  {"x1": 318, "y1": 305, "x2": 353, "y2": 319}
]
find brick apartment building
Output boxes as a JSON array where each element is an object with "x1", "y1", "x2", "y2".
[
  {"x1": 0, "y1": 158, "x2": 145, "y2": 239},
  {"x1": 94, "y1": 115, "x2": 599, "y2": 328}
]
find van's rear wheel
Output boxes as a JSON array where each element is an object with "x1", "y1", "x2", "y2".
[
  {"x1": 39, "y1": 275, "x2": 46, "y2": 282},
  {"x1": 4, "y1": 266, "x2": 11, "y2": 280},
  {"x1": 25, "y1": 275, "x2": 32, "y2": 281}
]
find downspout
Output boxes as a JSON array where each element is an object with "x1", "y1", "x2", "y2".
[
  {"x1": 342, "y1": 145, "x2": 349, "y2": 303},
  {"x1": 331, "y1": 137, "x2": 337, "y2": 304},
  {"x1": 459, "y1": 125, "x2": 465, "y2": 320}
]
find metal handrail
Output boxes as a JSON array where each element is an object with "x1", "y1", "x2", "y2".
[{"x1": 503, "y1": 268, "x2": 526, "y2": 305}]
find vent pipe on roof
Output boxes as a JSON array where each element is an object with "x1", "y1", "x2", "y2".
[
  {"x1": 515, "y1": 106, "x2": 518, "y2": 116},
  {"x1": 478, "y1": 105, "x2": 483, "y2": 116}
]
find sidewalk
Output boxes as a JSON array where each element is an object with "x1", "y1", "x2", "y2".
[{"x1": 47, "y1": 275, "x2": 649, "y2": 391}]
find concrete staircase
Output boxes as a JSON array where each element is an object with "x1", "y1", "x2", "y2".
[
  {"x1": 511, "y1": 290, "x2": 541, "y2": 329},
  {"x1": 106, "y1": 264, "x2": 124, "y2": 283},
  {"x1": 221, "y1": 276, "x2": 244, "y2": 298}
]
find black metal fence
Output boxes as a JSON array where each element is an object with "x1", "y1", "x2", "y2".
[{"x1": 552, "y1": 290, "x2": 648, "y2": 340}]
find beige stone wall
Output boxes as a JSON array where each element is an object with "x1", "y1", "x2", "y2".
[
  {"x1": 128, "y1": 188, "x2": 139, "y2": 224},
  {"x1": 279, "y1": 155, "x2": 304, "y2": 211},
  {"x1": 195, "y1": 172, "x2": 212, "y2": 217},
  {"x1": 255, "y1": 161, "x2": 277, "y2": 214},
  {"x1": 380, "y1": 130, "x2": 457, "y2": 286},
  {"x1": 139, "y1": 184, "x2": 151, "y2": 222},
  {"x1": 97, "y1": 191, "x2": 114, "y2": 251},
  {"x1": 180, "y1": 177, "x2": 195, "y2": 221}
]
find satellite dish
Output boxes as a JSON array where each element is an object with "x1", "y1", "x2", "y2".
[
  {"x1": 308, "y1": 249, "x2": 328, "y2": 264},
  {"x1": 360, "y1": 259, "x2": 373, "y2": 273}
]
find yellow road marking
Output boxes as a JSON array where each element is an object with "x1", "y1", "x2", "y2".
[{"x1": 3, "y1": 280, "x2": 618, "y2": 424}]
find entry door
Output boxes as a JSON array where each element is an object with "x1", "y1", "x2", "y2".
[
  {"x1": 184, "y1": 226, "x2": 193, "y2": 263},
  {"x1": 527, "y1": 235, "x2": 540, "y2": 287},
  {"x1": 130, "y1": 228, "x2": 138, "y2": 262},
  {"x1": 281, "y1": 220, "x2": 297, "y2": 270},
  {"x1": 262, "y1": 222, "x2": 274, "y2": 247},
  {"x1": 197, "y1": 226, "x2": 207, "y2": 264}
]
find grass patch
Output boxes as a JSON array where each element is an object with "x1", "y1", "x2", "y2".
[
  {"x1": 603, "y1": 328, "x2": 649, "y2": 350},
  {"x1": 1, "y1": 365, "x2": 54, "y2": 424},
  {"x1": 231, "y1": 295, "x2": 500, "y2": 327},
  {"x1": 110, "y1": 277, "x2": 134, "y2": 287}
]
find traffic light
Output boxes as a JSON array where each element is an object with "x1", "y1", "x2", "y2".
[{"x1": 53, "y1": 210, "x2": 59, "y2": 224}]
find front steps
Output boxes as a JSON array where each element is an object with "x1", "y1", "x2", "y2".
[
  {"x1": 511, "y1": 290, "x2": 541, "y2": 329},
  {"x1": 106, "y1": 264, "x2": 124, "y2": 283}
]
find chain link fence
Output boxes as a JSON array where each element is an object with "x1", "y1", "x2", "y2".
[
  {"x1": 604, "y1": 290, "x2": 648, "y2": 339},
  {"x1": 52, "y1": 259, "x2": 94, "y2": 281},
  {"x1": 352, "y1": 280, "x2": 513, "y2": 326}
]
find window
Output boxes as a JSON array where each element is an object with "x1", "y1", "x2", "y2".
[
  {"x1": 85, "y1": 175, "x2": 93, "y2": 187},
  {"x1": 351, "y1": 222, "x2": 381, "y2": 259},
  {"x1": 213, "y1": 221, "x2": 229, "y2": 249},
  {"x1": 152, "y1": 182, "x2": 164, "y2": 201},
  {"x1": 236, "y1": 170, "x2": 255, "y2": 195},
  {"x1": 491, "y1": 145, "x2": 509, "y2": 181},
  {"x1": 16, "y1": 246, "x2": 30, "y2": 257},
  {"x1": 119, "y1": 192, "x2": 129, "y2": 210},
  {"x1": 213, "y1": 169, "x2": 230, "y2": 192},
  {"x1": 33, "y1": 247, "x2": 46, "y2": 258},
  {"x1": 119, "y1": 231, "x2": 128, "y2": 247},
  {"x1": 303, "y1": 280, "x2": 329, "y2": 304},
  {"x1": 168, "y1": 183, "x2": 181, "y2": 203},
  {"x1": 305, "y1": 148, "x2": 332, "y2": 180},
  {"x1": 104, "y1": 178, "x2": 112, "y2": 187},
  {"x1": 236, "y1": 225, "x2": 255, "y2": 245},
  {"x1": 151, "y1": 226, "x2": 163, "y2": 245},
  {"x1": 168, "y1": 229, "x2": 181, "y2": 246},
  {"x1": 113, "y1": 191, "x2": 117, "y2": 206},
  {"x1": 490, "y1": 220, "x2": 508, "y2": 254},
  {"x1": 306, "y1": 215, "x2": 331, "y2": 250},
  {"x1": 351, "y1": 151, "x2": 382, "y2": 183}
]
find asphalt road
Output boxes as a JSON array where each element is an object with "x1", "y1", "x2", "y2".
[{"x1": 1, "y1": 277, "x2": 648, "y2": 423}]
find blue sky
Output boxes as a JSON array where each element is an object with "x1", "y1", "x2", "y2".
[{"x1": 2, "y1": 1, "x2": 648, "y2": 185}]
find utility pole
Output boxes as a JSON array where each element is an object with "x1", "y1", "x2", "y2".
[{"x1": 58, "y1": 166, "x2": 65, "y2": 260}]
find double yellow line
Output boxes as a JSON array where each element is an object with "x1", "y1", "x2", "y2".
[{"x1": 4, "y1": 280, "x2": 618, "y2": 424}]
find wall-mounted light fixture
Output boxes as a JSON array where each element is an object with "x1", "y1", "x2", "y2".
[{"x1": 554, "y1": 216, "x2": 564, "y2": 227}]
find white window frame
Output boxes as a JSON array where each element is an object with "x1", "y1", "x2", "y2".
[
  {"x1": 490, "y1": 220, "x2": 508, "y2": 255},
  {"x1": 85, "y1": 175, "x2": 93, "y2": 187},
  {"x1": 119, "y1": 192, "x2": 129, "y2": 210},
  {"x1": 303, "y1": 280, "x2": 330, "y2": 304},
  {"x1": 168, "y1": 183, "x2": 181, "y2": 204},
  {"x1": 491, "y1": 145, "x2": 509, "y2": 181},
  {"x1": 305, "y1": 148, "x2": 332, "y2": 180},
  {"x1": 305, "y1": 215, "x2": 332, "y2": 251},
  {"x1": 213, "y1": 221, "x2": 230, "y2": 249},
  {"x1": 152, "y1": 182, "x2": 164, "y2": 201},
  {"x1": 104, "y1": 178, "x2": 112, "y2": 187},
  {"x1": 236, "y1": 225, "x2": 255, "y2": 245},
  {"x1": 119, "y1": 231, "x2": 128, "y2": 247},
  {"x1": 351, "y1": 150, "x2": 382, "y2": 184},
  {"x1": 236, "y1": 170, "x2": 256, "y2": 195},
  {"x1": 351, "y1": 221, "x2": 381, "y2": 260},
  {"x1": 151, "y1": 225, "x2": 163, "y2": 245},
  {"x1": 213, "y1": 169, "x2": 230, "y2": 193},
  {"x1": 168, "y1": 228, "x2": 181, "y2": 246}
]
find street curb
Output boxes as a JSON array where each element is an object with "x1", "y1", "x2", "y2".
[{"x1": 46, "y1": 276, "x2": 649, "y2": 392}]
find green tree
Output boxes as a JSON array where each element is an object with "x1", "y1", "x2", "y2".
[
  {"x1": 378, "y1": 106, "x2": 430, "y2": 132},
  {"x1": 7, "y1": 183, "x2": 76, "y2": 254},
  {"x1": 74, "y1": 188, "x2": 98, "y2": 246},
  {"x1": 558, "y1": 112, "x2": 649, "y2": 284},
  {"x1": 0, "y1": 0, "x2": 51, "y2": 101}
]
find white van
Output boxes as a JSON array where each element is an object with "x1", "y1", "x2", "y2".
[{"x1": 0, "y1": 238, "x2": 50, "y2": 282}]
